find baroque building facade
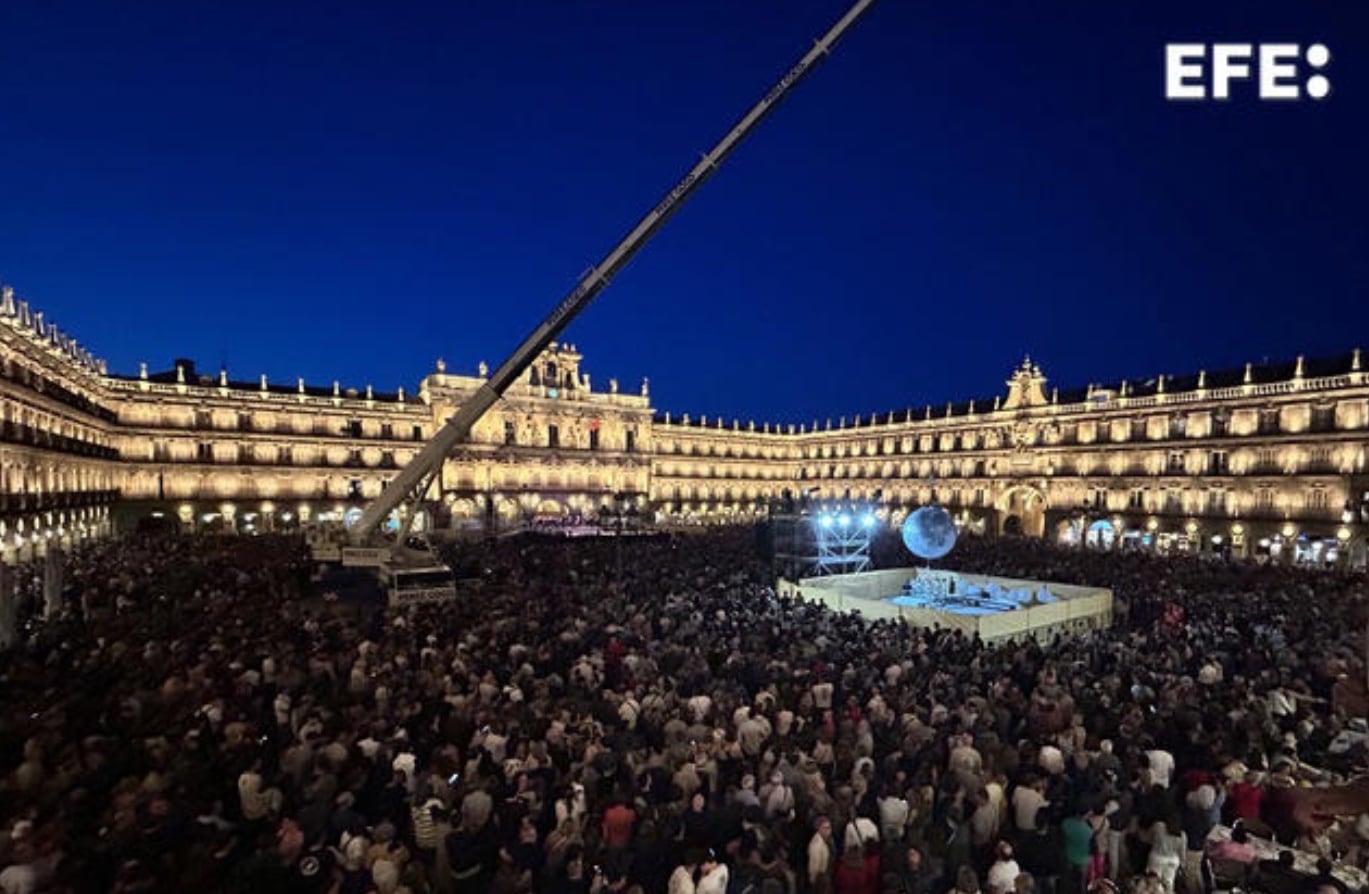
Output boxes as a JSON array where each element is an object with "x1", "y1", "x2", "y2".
[{"x1": 4, "y1": 283, "x2": 1369, "y2": 565}]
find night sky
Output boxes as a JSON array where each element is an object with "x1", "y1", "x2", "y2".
[{"x1": 1, "y1": 1, "x2": 1366, "y2": 424}]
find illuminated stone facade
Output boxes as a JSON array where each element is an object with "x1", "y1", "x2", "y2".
[
  {"x1": 98, "y1": 343, "x2": 653, "y2": 536},
  {"x1": 4, "y1": 283, "x2": 1368, "y2": 563},
  {"x1": 0, "y1": 287, "x2": 118, "y2": 560},
  {"x1": 744, "y1": 357, "x2": 1369, "y2": 564}
]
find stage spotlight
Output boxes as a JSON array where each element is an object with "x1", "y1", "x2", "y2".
[
  {"x1": 861, "y1": 513, "x2": 875, "y2": 528},
  {"x1": 838, "y1": 513, "x2": 851, "y2": 527},
  {"x1": 819, "y1": 514, "x2": 833, "y2": 528}
]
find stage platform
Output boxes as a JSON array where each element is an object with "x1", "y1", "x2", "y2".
[{"x1": 778, "y1": 566, "x2": 1113, "y2": 643}]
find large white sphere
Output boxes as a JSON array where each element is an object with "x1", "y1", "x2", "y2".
[{"x1": 901, "y1": 505, "x2": 958, "y2": 560}]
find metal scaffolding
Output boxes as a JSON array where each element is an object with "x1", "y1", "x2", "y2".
[{"x1": 765, "y1": 495, "x2": 874, "y2": 579}]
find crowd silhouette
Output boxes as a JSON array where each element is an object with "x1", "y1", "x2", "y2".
[{"x1": 2, "y1": 529, "x2": 1369, "y2": 894}]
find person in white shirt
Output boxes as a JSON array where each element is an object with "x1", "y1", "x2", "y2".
[
  {"x1": 735, "y1": 774, "x2": 761, "y2": 810},
  {"x1": 618, "y1": 693, "x2": 641, "y2": 730},
  {"x1": 1145, "y1": 748, "x2": 1175, "y2": 790},
  {"x1": 760, "y1": 771, "x2": 795, "y2": 820},
  {"x1": 844, "y1": 815, "x2": 880, "y2": 853},
  {"x1": 738, "y1": 710, "x2": 771, "y2": 757},
  {"x1": 809, "y1": 816, "x2": 834, "y2": 894},
  {"x1": 0, "y1": 837, "x2": 48, "y2": 894},
  {"x1": 696, "y1": 859, "x2": 729, "y2": 894},
  {"x1": 687, "y1": 693, "x2": 712, "y2": 723},
  {"x1": 1146, "y1": 818, "x2": 1186, "y2": 893},
  {"x1": 949, "y1": 734, "x2": 984, "y2": 781},
  {"x1": 0, "y1": 861, "x2": 40, "y2": 894},
  {"x1": 238, "y1": 765, "x2": 282, "y2": 822},
  {"x1": 1012, "y1": 778, "x2": 1049, "y2": 832},
  {"x1": 878, "y1": 789, "x2": 912, "y2": 843},
  {"x1": 986, "y1": 842, "x2": 1021, "y2": 894},
  {"x1": 972, "y1": 776, "x2": 1007, "y2": 847},
  {"x1": 668, "y1": 850, "x2": 705, "y2": 894}
]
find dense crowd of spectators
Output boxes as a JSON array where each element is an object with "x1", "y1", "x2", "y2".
[{"x1": 2, "y1": 528, "x2": 1369, "y2": 894}]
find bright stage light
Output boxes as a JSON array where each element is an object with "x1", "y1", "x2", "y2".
[
  {"x1": 838, "y1": 513, "x2": 850, "y2": 527},
  {"x1": 819, "y1": 514, "x2": 833, "y2": 528},
  {"x1": 861, "y1": 513, "x2": 875, "y2": 528}
]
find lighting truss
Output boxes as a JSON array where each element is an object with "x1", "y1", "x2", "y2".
[
  {"x1": 766, "y1": 494, "x2": 877, "y2": 579},
  {"x1": 812, "y1": 508, "x2": 874, "y2": 575}
]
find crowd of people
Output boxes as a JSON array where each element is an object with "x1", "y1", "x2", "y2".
[{"x1": 2, "y1": 527, "x2": 1369, "y2": 894}]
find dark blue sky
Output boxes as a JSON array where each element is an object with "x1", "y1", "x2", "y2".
[{"x1": 2, "y1": 0, "x2": 1366, "y2": 424}]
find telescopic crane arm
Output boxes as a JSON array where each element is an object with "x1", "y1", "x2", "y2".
[{"x1": 350, "y1": 0, "x2": 879, "y2": 543}]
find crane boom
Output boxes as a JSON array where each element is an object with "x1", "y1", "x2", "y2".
[{"x1": 351, "y1": 0, "x2": 879, "y2": 543}]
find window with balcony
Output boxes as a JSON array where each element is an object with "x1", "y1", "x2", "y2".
[
  {"x1": 1258, "y1": 409, "x2": 1280, "y2": 436},
  {"x1": 1208, "y1": 450, "x2": 1229, "y2": 475},
  {"x1": 1163, "y1": 490, "x2": 1183, "y2": 513},
  {"x1": 589, "y1": 427, "x2": 600, "y2": 451},
  {"x1": 279, "y1": 446, "x2": 293, "y2": 465},
  {"x1": 1210, "y1": 411, "x2": 1229, "y2": 437},
  {"x1": 346, "y1": 419, "x2": 363, "y2": 438},
  {"x1": 1206, "y1": 489, "x2": 1229, "y2": 514},
  {"x1": 195, "y1": 410, "x2": 212, "y2": 430},
  {"x1": 1166, "y1": 451, "x2": 1186, "y2": 475},
  {"x1": 380, "y1": 423, "x2": 393, "y2": 439},
  {"x1": 1307, "y1": 488, "x2": 1329, "y2": 511},
  {"x1": 625, "y1": 429, "x2": 637, "y2": 453},
  {"x1": 238, "y1": 412, "x2": 253, "y2": 431},
  {"x1": 1311, "y1": 405, "x2": 1335, "y2": 433},
  {"x1": 1169, "y1": 415, "x2": 1187, "y2": 439},
  {"x1": 1129, "y1": 488, "x2": 1144, "y2": 509},
  {"x1": 505, "y1": 421, "x2": 516, "y2": 446},
  {"x1": 548, "y1": 424, "x2": 559, "y2": 449},
  {"x1": 197, "y1": 442, "x2": 212, "y2": 462}
]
